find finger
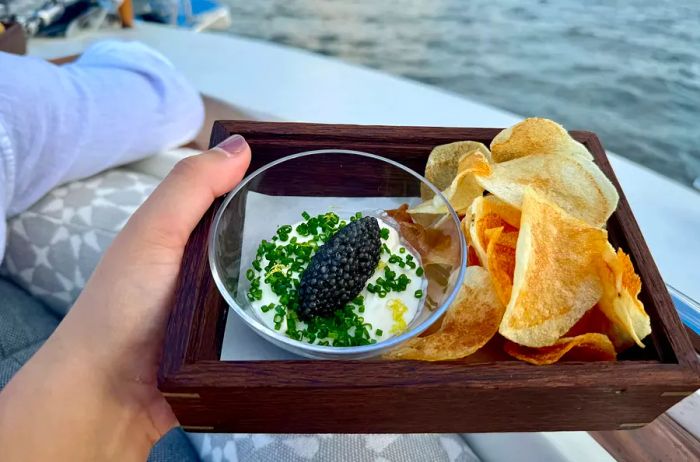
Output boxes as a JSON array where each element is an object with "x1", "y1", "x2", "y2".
[{"x1": 126, "y1": 134, "x2": 251, "y2": 249}]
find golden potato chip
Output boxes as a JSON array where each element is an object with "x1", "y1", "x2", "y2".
[
  {"x1": 565, "y1": 304, "x2": 612, "y2": 337},
  {"x1": 385, "y1": 266, "x2": 505, "y2": 361},
  {"x1": 484, "y1": 227, "x2": 517, "y2": 306},
  {"x1": 467, "y1": 195, "x2": 520, "y2": 266},
  {"x1": 490, "y1": 117, "x2": 593, "y2": 163},
  {"x1": 499, "y1": 190, "x2": 609, "y2": 348},
  {"x1": 563, "y1": 303, "x2": 635, "y2": 353},
  {"x1": 421, "y1": 141, "x2": 491, "y2": 200},
  {"x1": 410, "y1": 151, "x2": 492, "y2": 216},
  {"x1": 598, "y1": 244, "x2": 651, "y2": 348},
  {"x1": 503, "y1": 333, "x2": 616, "y2": 365},
  {"x1": 473, "y1": 152, "x2": 619, "y2": 228},
  {"x1": 410, "y1": 171, "x2": 484, "y2": 216},
  {"x1": 457, "y1": 150, "x2": 493, "y2": 176},
  {"x1": 487, "y1": 226, "x2": 518, "y2": 249},
  {"x1": 467, "y1": 245, "x2": 481, "y2": 267},
  {"x1": 461, "y1": 213, "x2": 471, "y2": 246}
]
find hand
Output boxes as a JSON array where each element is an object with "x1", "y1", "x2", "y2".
[{"x1": 0, "y1": 135, "x2": 251, "y2": 461}]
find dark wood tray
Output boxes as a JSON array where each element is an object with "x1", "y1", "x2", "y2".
[{"x1": 158, "y1": 121, "x2": 700, "y2": 433}]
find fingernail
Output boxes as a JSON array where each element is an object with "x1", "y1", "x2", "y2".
[{"x1": 216, "y1": 134, "x2": 247, "y2": 156}]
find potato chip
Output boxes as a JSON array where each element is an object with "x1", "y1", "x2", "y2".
[
  {"x1": 563, "y1": 303, "x2": 635, "y2": 353},
  {"x1": 389, "y1": 205, "x2": 457, "y2": 267},
  {"x1": 421, "y1": 141, "x2": 491, "y2": 200},
  {"x1": 503, "y1": 333, "x2": 616, "y2": 365},
  {"x1": 565, "y1": 304, "x2": 612, "y2": 337},
  {"x1": 467, "y1": 195, "x2": 520, "y2": 266},
  {"x1": 484, "y1": 227, "x2": 517, "y2": 306},
  {"x1": 473, "y1": 152, "x2": 619, "y2": 228},
  {"x1": 499, "y1": 190, "x2": 609, "y2": 348},
  {"x1": 385, "y1": 266, "x2": 505, "y2": 361},
  {"x1": 597, "y1": 244, "x2": 651, "y2": 348},
  {"x1": 410, "y1": 151, "x2": 492, "y2": 216},
  {"x1": 490, "y1": 117, "x2": 593, "y2": 163},
  {"x1": 387, "y1": 203, "x2": 412, "y2": 224},
  {"x1": 410, "y1": 170, "x2": 484, "y2": 216},
  {"x1": 467, "y1": 244, "x2": 481, "y2": 267},
  {"x1": 458, "y1": 150, "x2": 493, "y2": 176}
]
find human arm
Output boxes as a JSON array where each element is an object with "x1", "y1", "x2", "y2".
[{"x1": 0, "y1": 40, "x2": 204, "y2": 217}]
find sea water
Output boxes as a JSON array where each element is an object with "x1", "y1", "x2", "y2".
[{"x1": 222, "y1": 0, "x2": 700, "y2": 188}]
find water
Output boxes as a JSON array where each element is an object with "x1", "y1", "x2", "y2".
[{"x1": 222, "y1": 0, "x2": 700, "y2": 188}]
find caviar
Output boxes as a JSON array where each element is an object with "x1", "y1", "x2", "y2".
[{"x1": 298, "y1": 216, "x2": 381, "y2": 319}]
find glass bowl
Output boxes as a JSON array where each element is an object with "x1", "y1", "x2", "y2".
[{"x1": 209, "y1": 149, "x2": 466, "y2": 359}]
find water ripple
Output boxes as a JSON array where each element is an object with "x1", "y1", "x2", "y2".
[{"x1": 223, "y1": 0, "x2": 700, "y2": 186}]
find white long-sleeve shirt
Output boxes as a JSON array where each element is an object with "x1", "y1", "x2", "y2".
[{"x1": 0, "y1": 40, "x2": 204, "y2": 261}]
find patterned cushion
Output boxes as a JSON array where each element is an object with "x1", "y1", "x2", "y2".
[
  {"x1": 1, "y1": 168, "x2": 158, "y2": 316},
  {"x1": 189, "y1": 433, "x2": 479, "y2": 462}
]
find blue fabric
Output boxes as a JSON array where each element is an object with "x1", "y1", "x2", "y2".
[
  {"x1": 0, "y1": 276, "x2": 199, "y2": 461},
  {"x1": 149, "y1": 428, "x2": 201, "y2": 462},
  {"x1": 0, "y1": 278, "x2": 58, "y2": 389}
]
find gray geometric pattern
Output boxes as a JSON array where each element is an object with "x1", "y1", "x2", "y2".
[
  {"x1": 189, "y1": 433, "x2": 480, "y2": 462},
  {"x1": 1, "y1": 168, "x2": 158, "y2": 317}
]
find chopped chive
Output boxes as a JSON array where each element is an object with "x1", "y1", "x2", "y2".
[
  {"x1": 302, "y1": 211, "x2": 311, "y2": 220},
  {"x1": 414, "y1": 290, "x2": 424, "y2": 298},
  {"x1": 416, "y1": 267, "x2": 424, "y2": 276},
  {"x1": 380, "y1": 228, "x2": 390, "y2": 240},
  {"x1": 376, "y1": 328, "x2": 384, "y2": 336},
  {"x1": 399, "y1": 247, "x2": 406, "y2": 254}
]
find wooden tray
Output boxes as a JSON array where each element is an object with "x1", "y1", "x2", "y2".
[{"x1": 158, "y1": 121, "x2": 700, "y2": 433}]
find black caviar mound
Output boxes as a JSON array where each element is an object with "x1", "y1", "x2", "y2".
[{"x1": 298, "y1": 216, "x2": 381, "y2": 319}]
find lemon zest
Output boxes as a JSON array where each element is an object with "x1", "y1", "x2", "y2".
[{"x1": 388, "y1": 299, "x2": 408, "y2": 334}]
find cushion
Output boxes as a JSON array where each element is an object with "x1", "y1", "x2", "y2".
[
  {"x1": 188, "y1": 433, "x2": 480, "y2": 462},
  {"x1": 1, "y1": 168, "x2": 158, "y2": 316}
]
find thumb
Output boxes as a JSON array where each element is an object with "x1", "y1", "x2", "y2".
[{"x1": 125, "y1": 134, "x2": 251, "y2": 250}]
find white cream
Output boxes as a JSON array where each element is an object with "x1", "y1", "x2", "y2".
[{"x1": 249, "y1": 216, "x2": 425, "y2": 345}]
